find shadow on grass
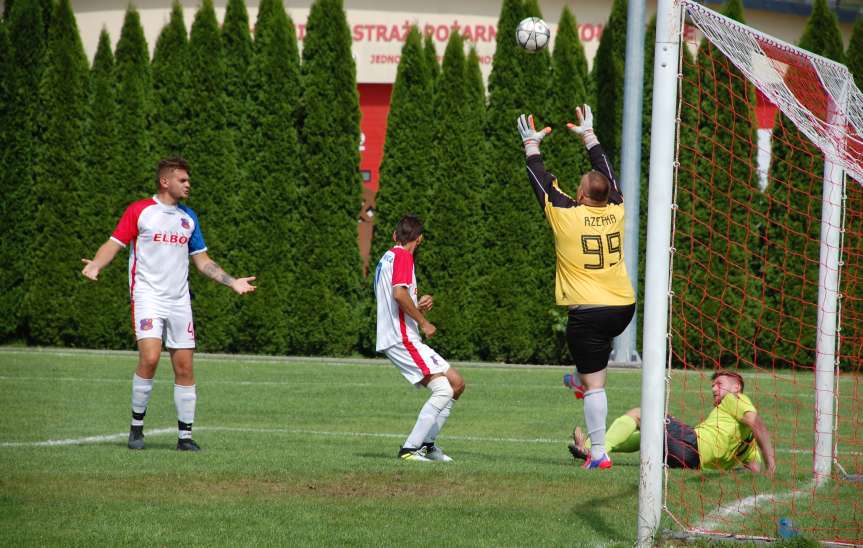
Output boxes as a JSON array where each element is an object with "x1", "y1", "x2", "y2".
[{"x1": 568, "y1": 482, "x2": 639, "y2": 538}]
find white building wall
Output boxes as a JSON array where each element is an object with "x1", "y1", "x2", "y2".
[{"x1": 52, "y1": 1, "x2": 853, "y2": 83}]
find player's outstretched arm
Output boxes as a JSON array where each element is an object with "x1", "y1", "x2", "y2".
[
  {"x1": 191, "y1": 252, "x2": 256, "y2": 295},
  {"x1": 741, "y1": 411, "x2": 776, "y2": 477},
  {"x1": 81, "y1": 239, "x2": 123, "y2": 281},
  {"x1": 393, "y1": 286, "x2": 435, "y2": 338}
]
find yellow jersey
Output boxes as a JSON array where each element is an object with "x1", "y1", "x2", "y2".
[
  {"x1": 694, "y1": 392, "x2": 762, "y2": 470},
  {"x1": 526, "y1": 144, "x2": 635, "y2": 306}
]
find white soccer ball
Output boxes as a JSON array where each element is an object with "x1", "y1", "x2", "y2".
[{"x1": 515, "y1": 17, "x2": 550, "y2": 53}]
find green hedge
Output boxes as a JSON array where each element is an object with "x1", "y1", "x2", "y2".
[
  {"x1": 1, "y1": 0, "x2": 47, "y2": 342},
  {"x1": 1, "y1": 0, "x2": 858, "y2": 367},
  {"x1": 293, "y1": 0, "x2": 363, "y2": 355}
]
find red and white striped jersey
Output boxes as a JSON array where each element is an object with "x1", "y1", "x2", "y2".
[
  {"x1": 374, "y1": 246, "x2": 419, "y2": 352},
  {"x1": 110, "y1": 196, "x2": 207, "y2": 303}
]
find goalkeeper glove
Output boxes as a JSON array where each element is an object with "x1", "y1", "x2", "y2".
[
  {"x1": 517, "y1": 114, "x2": 551, "y2": 157},
  {"x1": 566, "y1": 104, "x2": 599, "y2": 149}
]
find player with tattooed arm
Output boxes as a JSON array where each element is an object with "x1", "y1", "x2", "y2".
[{"x1": 82, "y1": 157, "x2": 256, "y2": 451}]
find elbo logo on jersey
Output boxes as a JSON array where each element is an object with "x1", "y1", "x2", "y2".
[
  {"x1": 140, "y1": 318, "x2": 154, "y2": 331},
  {"x1": 153, "y1": 233, "x2": 189, "y2": 245}
]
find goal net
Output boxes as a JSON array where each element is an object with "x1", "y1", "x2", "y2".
[{"x1": 656, "y1": 1, "x2": 863, "y2": 543}]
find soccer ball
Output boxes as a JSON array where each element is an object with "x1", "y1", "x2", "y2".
[{"x1": 516, "y1": 17, "x2": 550, "y2": 53}]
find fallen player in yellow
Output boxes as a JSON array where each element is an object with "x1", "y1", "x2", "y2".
[{"x1": 569, "y1": 371, "x2": 776, "y2": 475}]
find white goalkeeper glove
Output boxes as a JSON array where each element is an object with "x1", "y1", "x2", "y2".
[
  {"x1": 566, "y1": 104, "x2": 599, "y2": 149},
  {"x1": 517, "y1": 114, "x2": 551, "y2": 157}
]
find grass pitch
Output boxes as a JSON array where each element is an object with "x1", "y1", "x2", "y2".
[{"x1": 0, "y1": 348, "x2": 860, "y2": 546}]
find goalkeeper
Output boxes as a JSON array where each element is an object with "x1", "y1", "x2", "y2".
[
  {"x1": 568, "y1": 371, "x2": 777, "y2": 476},
  {"x1": 518, "y1": 105, "x2": 636, "y2": 470}
]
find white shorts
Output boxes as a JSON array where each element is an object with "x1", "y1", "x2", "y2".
[
  {"x1": 383, "y1": 341, "x2": 450, "y2": 385},
  {"x1": 132, "y1": 297, "x2": 196, "y2": 349}
]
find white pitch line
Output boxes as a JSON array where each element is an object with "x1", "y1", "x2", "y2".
[
  {"x1": 0, "y1": 428, "x2": 176, "y2": 447},
  {"x1": 694, "y1": 478, "x2": 818, "y2": 532},
  {"x1": 0, "y1": 374, "x2": 619, "y2": 391},
  {"x1": 0, "y1": 426, "x2": 565, "y2": 448},
  {"x1": 0, "y1": 375, "x2": 376, "y2": 388},
  {"x1": 1, "y1": 426, "x2": 858, "y2": 455},
  {"x1": 3, "y1": 374, "x2": 839, "y2": 396}
]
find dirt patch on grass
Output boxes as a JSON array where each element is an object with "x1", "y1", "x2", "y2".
[{"x1": 6, "y1": 471, "x2": 577, "y2": 504}]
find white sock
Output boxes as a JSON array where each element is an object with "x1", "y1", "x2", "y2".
[
  {"x1": 583, "y1": 388, "x2": 608, "y2": 460},
  {"x1": 174, "y1": 384, "x2": 196, "y2": 440},
  {"x1": 131, "y1": 374, "x2": 154, "y2": 426},
  {"x1": 423, "y1": 400, "x2": 454, "y2": 445},
  {"x1": 404, "y1": 377, "x2": 453, "y2": 450}
]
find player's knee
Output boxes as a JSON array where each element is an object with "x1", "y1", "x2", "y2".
[
  {"x1": 173, "y1": 365, "x2": 194, "y2": 384},
  {"x1": 625, "y1": 407, "x2": 641, "y2": 425},
  {"x1": 448, "y1": 372, "x2": 465, "y2": 399},
  {"x1": 137, "y1": 352, "x2": 160, "y2": 373},
  {"x1": 452, "y1": 380, "x2": 465, "y2": 399},
  {"x1": 428, "y1": 376, "x2": 454, "y2": 410}
]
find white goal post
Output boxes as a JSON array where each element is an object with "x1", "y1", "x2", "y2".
[{"x1": 638, "y1": 0, "x2": 860, "y2": 545}]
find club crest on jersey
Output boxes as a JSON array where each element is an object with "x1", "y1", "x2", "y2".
[
  {"x1": 140, "y1": 318, "x2": 154, "y2": 331},
  {"x1": 180, "y1": 218, "x2": 191, "y2": 229}
]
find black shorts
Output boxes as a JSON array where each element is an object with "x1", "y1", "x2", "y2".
[
  {"x1": 566, "y1": 303, "x2": 635, "y2": 374},
  {"x1": 665, "y1": 416, "x2": 700, "y2": 469}
]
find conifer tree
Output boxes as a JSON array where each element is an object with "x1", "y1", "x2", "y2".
[
  {"x1": 479, "y1": 0, "x2": 557, "y2": 362},
  {"x1": 255, "y1": 0, "x2": 280, "y2": 30},
  {"x1": 423, "y1": 33, "x2": 440, "y2": 82},
  {"x1": 294, "y1": 0, "x2": 363, "y2": 355},
  {"x1": 237, "y1": 0, "x2": 303, "y2": 354},
  {"x1": 24, "y1": 0, "x2": 90, "y2": 345},
  {"x1": 844, "y1": 18, "x2": 863, "y2": 372},
  {"x1": 0, "y1": 21, "x2": 16, "y2": 341},
  {"x1": 114, "y1": 6, "x2": 152, "y2": 202},
  {"x1": 462, "y1": 46, "x2": 490, "y2": 359},
  {"x1": 764, "y1": 0, "x2": 845, "y2": 367},
  {"x1": 543, "y1": 6, "x2": 590, "y2": 201},
  {"x1": 74, "y1": 29, "x2": 131, "y2": 348},
  {"x1": 372, "y1": 26, "x2": 434, "y2": 270},
  {"x1": 420, "y1": 34, "x2": 489, "y2": 359},
  {"x1": 0, "y1": 23, "x2": 11, "y2": 209},
  {"x1": 591, "y1": 0, "x2": 628, "y2": 165},
  {"x1": 222, "y1": 0, "x2": 253, "y2": 171},
  {"x1": 0, "y1": 0, "x2": 46, "y2": 342},
  {"x1": 185, "y1": 0, "x2": 241, "y2": 352},
  {"x1": 847, "y1": 17, "x2": 863, "y2": 81},
  {"x1": 674, "y1": 0, "x2": 761, "y2": 368},
  {"x1": 522, "y1": 0, "x2": 552, "y2": 114},
  {"x1": 637, "y1": 15, "x2": 657, "y2": 349},
  {"x1": 151, "y1": 1, "x2": 189, "y2": 157}
]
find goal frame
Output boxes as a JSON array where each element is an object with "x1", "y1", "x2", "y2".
[{"x1": 637, "y1": 1, "x2": 848, "y2": 544}]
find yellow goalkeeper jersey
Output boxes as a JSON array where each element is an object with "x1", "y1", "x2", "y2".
[
  {"x1": 525, "y1": 144, "x2": 635, "y2": 306},
  {"x1": 694, "y1": 392, "x2": 762, "y2": 470}
]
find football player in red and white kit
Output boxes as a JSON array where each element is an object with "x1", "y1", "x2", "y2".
[
  {"x1": 81, "y1": 157, "x2": 256, "y2": 451},
  {"x1": 374, "y1": 215, "x2": 465, "y2": 462}
]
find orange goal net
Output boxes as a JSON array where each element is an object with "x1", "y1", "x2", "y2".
[{"x1": 659, "y1": 2, "x2": 863, "y2": 543}]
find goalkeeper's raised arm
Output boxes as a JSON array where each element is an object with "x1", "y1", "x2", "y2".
[
  {"x1": 566, "y1": 104, "x2": 622, "y2": 205},
  {"x1": 517, "y1": 113, "x2": 557, "y2": 211}
]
